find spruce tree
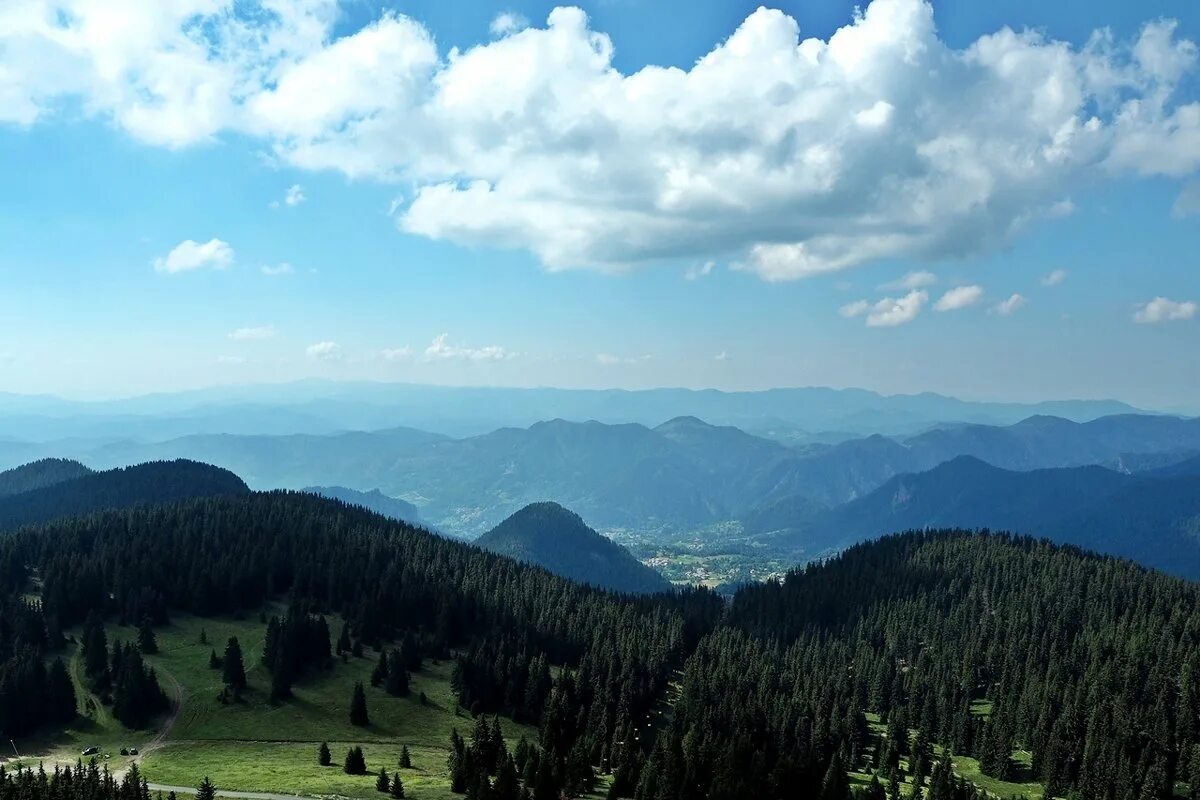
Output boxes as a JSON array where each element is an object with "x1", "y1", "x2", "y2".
[
  {"x1": 350, "y1": 681, "x2": 370, "y2": 727},
  {"x1": 376, "y1": 768, "x2": 390, "y2": 792},
  {"x1": 371, "y1": 649, "x2": 389, "y2": 687},
  {"x1": 137, "y1": 619, "x2": 157, "y2": 654},
  {"x1": 390, "y1": 775, "x2": 405, "y2": 799},
  {"x1": 196, "y1": 778, "x2": 216, "y2": 800},
  {"x1": 319, "y1": 742, "x2": 332, "y2": 767},
  {"x1": 222, "y1": 637, "x2": 246, "y2": 695},
  {"x1": 344, "y1": 746, "x2": 367, "y2": 775},
  {"x1": 399, "y1": 745, "x2": 412, "y2": 769}
]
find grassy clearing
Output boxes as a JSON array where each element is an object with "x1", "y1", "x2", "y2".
[{"x1": 7, "y1": 612, "x2": 543, "y2": 800}]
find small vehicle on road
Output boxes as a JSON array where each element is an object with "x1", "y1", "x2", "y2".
[{"x1": 81, "y1": 746, "x2": 100, "y2": 756}]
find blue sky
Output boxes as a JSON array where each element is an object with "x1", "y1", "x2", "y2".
[{"x1": 0, "y1": 0, "x2": 1197, "y2": 409}]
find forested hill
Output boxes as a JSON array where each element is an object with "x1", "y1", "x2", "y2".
[
  {"x1": 644, "y1": 531, "x2": 1200, "y2": 800},
  {"x1": 0, "y1": 459, "x2": 248, "y2": 532},
  {"x1": 477, "y1": 502, "x2": 673, "y2": 594},
  {"x1": 3, "y1": 489, "x2": 1198, "y2": 799},
  {"x1": 0, "y1": 457, "x2": 92, "y2": 497}
]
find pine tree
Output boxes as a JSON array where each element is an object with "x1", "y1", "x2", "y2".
[
  {"x1": 376, "y1": 768, "x2": 390, "y2": 792},
  {"x1": 390, "y1": 775, "x2": 405, "y2": 799},
  {"x1": 208, "y1": 649, "x2": 220, "y2": 669},
  {"x1": 372, "y1": 649, "x2": 389, "y2": 687},
  {"x1": 819, "y1": 752, "x2": 850, "y2": 800},
  {"x1": 137, "y1": 619, "x2": 157, "y2": 654},
  {"x1": 222, "y1": 637, "x2": 246, "y2": 695},
  {"x1": 345, "y1": 746, "x2": 367, "y2": 775},
  {"x1": 399, "y1": 745, "x2": 412, "y2": 769},
  {"x1": 196, "y1": 778, "x2": 216, "y2": 800},
  {"x1": 385, "y1": 651, "x2": 409, "y2": 697},
  {"x1": 350, "y1": 681, "x2": 370, "y2": 727},
  {"x1": 319, "y1": 742, "x2": 332, "y2": 767},
  {"x1": 47, "y1": 657, "x2": 77, "y2": 723}
]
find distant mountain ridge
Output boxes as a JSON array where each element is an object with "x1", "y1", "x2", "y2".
[
  {"x1": 304, "y1": 486, "x2": 426, "y2": 528},
  {"x1": 2, "y1": 412, "x2": 1196, "y2": 538},
  {"x1": 0, "y1": 459, "x2": 250, "y2": 532},
  {"x1": 477, "y1": 502, "x2": 673, "y2": 594},
  {"x1": 0, "y1": 381, "x2": 1147, "y2": 441},
  {"x1": 758, "y1": 456, "x2": 1200, "y2": 579}
]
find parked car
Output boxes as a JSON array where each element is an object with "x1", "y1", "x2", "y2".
[
  {"x1": 81, "y1": 746, "x2": 100, "y2": 756},
  {"x1": 128, "y1": 748, "x2": 139, "y2": 756}
]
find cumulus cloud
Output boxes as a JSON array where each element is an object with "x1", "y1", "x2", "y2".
[
  {"x1": 1042, "y1": 269, "x2": 1068, "y2": 286},
  {"x1": 490, "y1": 12, "x2": 529, "y2": 37},
  {"x1": 934, "y1": 285, "x2": 984, "y2": 311},
  {"x1": 153, "y1": 238, "x2": 233, "y2": 274},
  {"x1": 271, "y1": 184, "x2": 306, "y2": 208},
  {"x1": 305, "y1": 341, "x2": 342, "y2": 360},
  {"x1": 993, "y1": 293, "x2": 1027, "y2": 316},
  {"x1": 866, "y1": 290, "x2": 928, "y2": 327},
  {"x1": 839, "y1": 299, "x2": 871, "y2": 318},
  {"x1": 4, "y1": 1, "x2": 1200, "y2": 276},
  {"x1": 228, "y1": 325, "x2": 276, "y2": 341},
  {"x1": 261, "y1": 263, "x2": 295, "y2": 276},
  {"x1": 1134, "y1": 296, "x2": 1197, "y2": 323},
  {"x1": 425, "y1": 333, "x2": 512, "y2": 361}
]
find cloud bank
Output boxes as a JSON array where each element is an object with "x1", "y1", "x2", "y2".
[{"x1": 3, "y1": 1, "x2": 1199, "y2": 276}]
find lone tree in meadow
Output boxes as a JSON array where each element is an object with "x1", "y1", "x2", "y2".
[
  {"x1": 318, "y1": 741, "x2": 331, "y2": 767},
  {"x1": 222, "y1": 637, "x2": 246, "y2": 696},
  {"x1": 399, "y1": 745, "x2": 412, "y2": 769},
  {"x1": 350, "y1": 681, "x2": 370, "y2": 727},
  {"x1": 375, "y1": 768, "x2": 390, "y2": 792},
  {"x1": 196, "y1": 778, "x2": 216, "y2": 800}
]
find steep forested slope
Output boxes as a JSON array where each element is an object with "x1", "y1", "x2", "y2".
[
  {"x1": 642, "y1": 532, "x2": 1200, "y2": 800},
  {"x1": 477, "y1": 502, "x2": 672, "y2": 594},
  {"x1": 0, "y1": 459, "x2": 248, "y2": 532},
  {"x1": 0, "y1": 457, "x2": 92, "y2": 497}
]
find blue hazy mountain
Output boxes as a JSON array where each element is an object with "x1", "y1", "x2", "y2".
[
  {"x1": 304, "y1": 486, "x2": 426, "y2": 528},
  {"x1": 0, "y1": 381, "x2": 1144, "y2": 441},
  {"x1": 2, "y1": 413, "x2": 1196, "y2": 539},
  {"x1": 756, "y1": 456, "x2": 1200, "y2": 579},
  {"x1": 0, "y1": 457, "x2": 93, "y2": 497}
]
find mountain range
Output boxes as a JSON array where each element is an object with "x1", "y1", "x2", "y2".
[
  {"x1": 754, "y1": 454, "x2": 1200, "y2": 578},
  {"x1": 5, "y1": 412, "x2": 1197, "y2": 539},
  {"x1": 0, "y1": 381, "x2": 1147, "y2": 442}
]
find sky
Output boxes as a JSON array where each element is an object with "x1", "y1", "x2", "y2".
[{"x1": 0, "y1": 0, "x2": 1198, "y2": 409}]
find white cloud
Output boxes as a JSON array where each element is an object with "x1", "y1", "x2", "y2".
[
  {"x1": 153, "y1": 238, "x2": 233, "y2": 274},
  {"x1": 228, "y1": 325, "x2": 276, "y2": 341},
  {"x1": 685, "y1": 260, "x2": 715, "y2": 280},
  {"x1": 425, "y1": 334, "x2": 513, "y2": 361},
  {"x1": 934, "y1": 285, "x2": 984, "y2": 311},
  {"x1": 1134, "y1": 296, "x2": 1197, "y2": 323},
  {"x1": 714, "y1": 351, "x2": 730, "y2": 361},
  {"x1": 285, "y1": 184, "x2": 305, "y2": 206},
  {"x1": 489, "y1": 12, "x2": 529, "y2": 37},
  {"x1": 380, "y1": 346, "x2": 412, "y2": 361},
  {"x1": 596, "y1": 353, "x2": 652, "y2": 366},
  {"x1": 4, "y1": 2, "x2": 1200, "y2": 276},
  {"x1": 839, "y1": 299, "x2": 871, "y2": 318},
  {"x1": 993, "y1": 293, "x2": 1027, "y2": 316},
  {"x1": 261, "y1": 263, "x2": 295, "y2": 276},
  {"x1": 866, "y1": 290, "x2": 928, "y2": 327},
  {"x1": 306, "y1": 341, "x2": 342, "y2": 360},
  {"x1": 881, "y1": 271, "x2": 937, "y2": 291},
  {"x1": 1041, "y1": 269, "x2": 1068, "y2": 286}
]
